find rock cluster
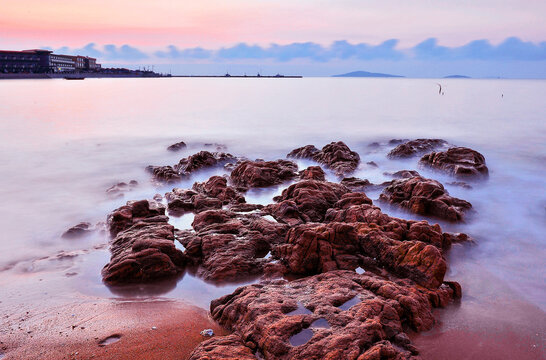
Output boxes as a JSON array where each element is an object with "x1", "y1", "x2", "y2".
[
  {"x1": 387, "y1": 139, "x2": 447, "y2": 159},
  {"x1": 379, "y1": 175, "x2": 472, "y2": 221},
  {"x1": 420, "y1": 147, "x2": 489, "y2": 179},
  {"x1": 288, "y1": 141, "x2": 360, "y2": 176},
  {"x1": 166, "y1": 176, "x2": 245, "y2": 215},
  {"x1": 102, "y1": 200, "x2": 185, "y2": 284},
  {"x1": 96, "y1": 139, "x2": 483, "y2": 359}
]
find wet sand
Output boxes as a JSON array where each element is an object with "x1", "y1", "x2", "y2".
[
  {"x1": 410, "y1": 244, "x2": 546, "y2": 360},
  {"x1": 1, "y1": 298, "x2": 228, "y2": 360}
]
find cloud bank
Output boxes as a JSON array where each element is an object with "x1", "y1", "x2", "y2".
[{"x1": 54, "y1": 37, "x2": 546, "y2": 63}]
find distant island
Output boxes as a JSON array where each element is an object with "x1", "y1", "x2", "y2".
[
  {"x1": 332, "y1": 70, "x2": 404, "y2": 78},
  {"x1": 443, "y1": 75, "x2": 471, "y2": 79}
]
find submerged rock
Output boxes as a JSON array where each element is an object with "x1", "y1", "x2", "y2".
[
  {"x1": 62, "y1": 222, "x2": 93, "y2": 239},
  {"x1": 194, "y1": 271, "x2": 457, "y2": 360},
  {"x1": 387, "y1": 139, "x2": 447, "y2": 159},
  {"x1": 379, "y1": 175, "x2": 472, "y2": 221},
  {"x1": 230, "y1": 160, "x2": 298, "y2": 189},
  {"x1": 146, "y1": 165, "x2": 182, "y2": 184},
  {"x1": 340, "y1": 177, "x2": 372, "y2": 192},
  {"x1": 102, "y1": 200, "x2": 185, "y2": 284},
  {"x1": 420, "y1": 147, "x2": 489, "y2": 179},
  {"x1": 106, "y1": 180, "x2": 138, "y2": 198},
  {"x1": 288, "y1": 141, "x2": 360, "y2": 176},
  {"x1": 166, "y1": 141, "x2": 187, "y2": 151}
]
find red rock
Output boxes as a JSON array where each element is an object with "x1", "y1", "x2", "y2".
[
  {"x1": 175, "y1": 151, "x2": 236, "y2": 175},
  {"x1": 146, "y1": 165, "x2": 182, "y2": 184},
  {"x1": 266, "y1": 180, "x2": 350, "y2": 224},
  {"x1": 230, "y1": 160, "x2": 298, "y2": 189},
  {"x1": 107, "y1": 199, "x2": 166, "y2": 237},
  {"x1": 420, "y1": 147, "x2": 489, "y2": 179},
  {"x1": 102, "y1": 202, "x2": 185, "y2": 284},
  {"x1": 379, "y1": 175, "x2": 472, "y2": 222},
  {"x1": 176, "y1": 209, "x2": 289, "y2": 282},
  {"x1": 299, "y1": 166, "x2": 326, "y2": 181},
  {"x1": 203, "y1": 271, "x2": 456, "y2": 360},
  {"x1": 387, "y1": 139, "x2": 447, "y2": 159},
  {"x1": 166, "y1": 176, "x2": 246, "y2": 215},
  {"x1": 288, "y1": 142, "x2": 360, "y2": 176}
]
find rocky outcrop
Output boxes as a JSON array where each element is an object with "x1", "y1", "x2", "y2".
[
  {"x1": 387, "y1": 139, "x2": 447, "y2": 159},
  {"x1": 379, "y1": 175, "x2": 472, "y2": 221},
  {"x1": 177, "y1": 209, "x2": 288, "y2": 282},
  {"x1": 146, "y1": 165, "x2": 182, "y2": 184},
  {"x1": 288, "y1": 141, "x2": 360, "y2": 176},
  {"x1": 230, "y1": 160, "x2": 298, "y2": 189},
  {"x1": 107, "y1": 199, "x2": 166, "y2": 237},
  {"x1": 420, "y1": 147, "x2": 489, "y2": 179},
  {"x1": 167, "y1": 141, "x2": 187, "y2": 151},
  {"x1": 265, "y1": 180, "x2": 350, "y2": 225},
  {"x1": 175, "y1": 151, "x2": 236, "y2": 175},
  {"x1": 102, "y1": 200, "x2": 185, "y2": 284},
  {"x1": 166, "y1": 176, "x2": 245, "y2": 215},
  {"x1": 148, "y1": 151, "x2": 236, "y2": 184},
  {"x1": 197, "y1": 271, "x2": 457, "y2": 360}
]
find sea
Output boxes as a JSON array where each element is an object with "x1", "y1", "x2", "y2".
[{"x1": 0, "y1": 77, "x2": 544, "y2": 359}]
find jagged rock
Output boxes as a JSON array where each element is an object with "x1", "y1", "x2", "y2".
[
  {"x1": 265, "y1": 180, "x2": 350, "y2": 225},
  {"x1": 287, "y1": 145, "x2": 320, "y2": 159},
  {"x1": 189, "y1": 334, "x2": 257, "y2": 360},
  {"x1": 391, "y1": 170, "x2": 420, "y2": 179},
  {"x1": 387, "y1": 139, "x2": 447, "y2": 159},
  {"x1": 167, "y1": 141, "x2": 187, "y2": 151},
  {"x1": 207, "y1": 271, "x2": 457, "y2": 360},
  {"x1": 102, "y1": 200, "x2": 185, "y2": 284},
  {"x1": 230, "y1": 160, "x2": 298, "y2": 189},
  {"x1": 166, "y1": 176, "x2": 246, "y2": 215},
  {"x1": 379, "y1": 175, "x2": 472, "y2": 221},
  {"x1": 62, "y1": 222, "x2": 93, "y2": 239},
  {"x1": 107, "y1": 199, "x2": 166, "y2": 237},
  {"x1": 175, "y1": 151, "x2": 236, "y2": 175},
  {"x1": 177, "y1": 209, "x2": 288, "y2": 282},
  {"x1": 299, "y1": 166, "x2": 326, "y2": 181},
  {"x1": 146, "y1": 165, "x2": 182, "y2": 184},
  {"x1": 288, "y1": 142, "x2": 360, "y2": 176},
  {"x1": 420, "y1": 147, "x2": 489, "y2": 179}
]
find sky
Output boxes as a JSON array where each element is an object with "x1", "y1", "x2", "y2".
[{"x1": 1, "y1": 0, "x2": 545, "y2": 77}]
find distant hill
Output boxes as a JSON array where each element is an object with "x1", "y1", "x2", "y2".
[
  {"x1": 443, "y1": 75, "x2": 471, "y2": 79},
  {"x1": 332, "y1": 71, "x2": 404, "y2": 78}
]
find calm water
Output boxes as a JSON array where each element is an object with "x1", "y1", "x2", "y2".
[{"x1": 0, "y1": 78, "x2": 545, "y2": 355}]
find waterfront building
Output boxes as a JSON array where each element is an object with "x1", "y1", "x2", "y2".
[
  {"x1": 0, "y1": 49, "x2": 101, "y2": 73},
  {"x1": 0, "y1": 50, "x2": 42, "y2": 73}
]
